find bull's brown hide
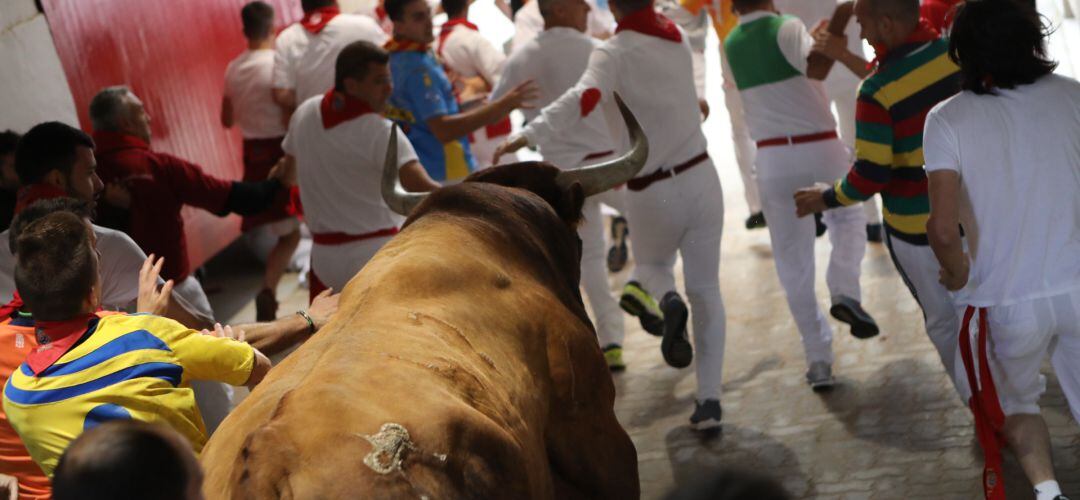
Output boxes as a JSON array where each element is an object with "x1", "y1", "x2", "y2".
[{"x1": 201, "y1": 179, "x2": 639, "y2": 500}]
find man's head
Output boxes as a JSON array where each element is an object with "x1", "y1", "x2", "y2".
[
  {"x1": 730, "y1": 0, "x2": 773, "y2": 16},
  {"x1": 9, "y1": 197, "x2": 93, "y2": 254},
  {"x1": 949, "y1": 0, "x2": 1055, "y2": 95},
  {"x1": 441, "y1": 0, "x2": 470, "y2": 19},
  {"x1": 89, "y1": 86, "x2": 152, "y2": 144},
  {"x1": 300, "y1": 0, "x2": 336, "y2": 13},
  {"x1": 852, "y1": 0, "x2": 920, "y2": 49},
  {"x1": 241, "y1": 1, "x2": 275, "y2": 41},
  {"x1": 538, "y1": 0, "x2": 590, "y2": 32},
  {"x1": 607, "y1": 0, "x2": 650, "y2": 21},
  {"x1": 0, "y1": 130, "x2": 20, "y2": 190},
  {"x1": 14, "y1": 122, "x2": 102, "y2": 205},
  {"x1": 386, "y1": 0, "x2": 435, "y2": 43},
  {"x1": 336, "y1": 41, "x2": 394, "y2": 110},
  {"x1": 52, "y1": 421, "x2": 203, "y2": 500},
  {"x1": 14, "y1": 210, "x2": 99, "y2": 321}
]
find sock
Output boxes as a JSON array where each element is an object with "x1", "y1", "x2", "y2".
[{"x1": 1034, "y1": 480, "x2": 1062, "y2": 500}]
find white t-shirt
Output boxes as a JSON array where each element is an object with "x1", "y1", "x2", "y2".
[
  {"x1": 923, "y1": 74, "x2": 1080, "y2": 307},
  {"x1": 273, "y1": 14, "x2": 389, "y2": 104},
  {"x1": 282, "y1": 96, "x2": 417, "y2": 237},
  {"x1": 0, "y1": 225, "x2": 144, "y2": 309},
  {"x1": 492, "y1": 27, "x2": 613, "y2": 170},
  {"x1": 510, "y1": 0, "x2": 615, "y2": 54},
  {"x1": 439, "y1": 24, "x2": 506, "y2": 88},
  {"x1": 224, "y1": 49, "x2": 287, "y2": 139}
]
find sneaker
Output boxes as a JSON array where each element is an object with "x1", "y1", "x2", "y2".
[
  {"x1": 829, "y1": 296, "x2": 880, "y2": 339},
  {"x1": 806, "y1": 361, "x2": 835, "y2": 391},
  {"x1": 255, "y1": 288, "x2": 278, "y2": 322},
  {"x1": 689, "y1": 399, "x2": 722, "y2": 430},
  {"x1": 744, "y1": 211, "x2": 766, "y2": 230},
  {"x1": 866, "y1": 223, "x2": 883, "y2": 243},
  {"x1": 660, "y1": 292, "x2": 693, "y2": 368},
  {"x1": 814, "y1": 213, "x2": 827, "y2": 237},
  {"x1": 607, "y1": 216, "x2": 630, "y2": 273},
  {"x1": 619, "y1": 281, "x2": 664, "y2": 336},
  {"x1": 603, "y1": 344, "x2": 626, "y2": 372}
]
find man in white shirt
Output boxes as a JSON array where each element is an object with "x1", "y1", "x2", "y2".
[
  {"x1": 437, "y1": 0, "x2": 515, "y2": 168},
  {"x1": 925, "y1": 3, "x2": 1079, "y2": 499},
  {"x1": 491, "y1": 0, "x2": 627, "y2": 371},
  {"x1": 272, "y1": 0, "x2": 389, "y2": 117},
  {"x1": 498, "y1": 0, "x2": 727, "y2": 430},
  {"x1": 223, "y1": 1, "x2": 302, "y2": 322},
  {"x1": 281, "y1": 41, "x2": 441, "y2": 301},
  {"x1": 510, "y1": 0, "x2": 615, "y2": 52},
  {"x1": 724, "y1": 0, "x2": 874, "y2": 390}
]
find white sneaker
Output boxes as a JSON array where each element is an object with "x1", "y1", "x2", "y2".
[{"x1": 806, "y1": 361, "x2": 835, "y2": 391}]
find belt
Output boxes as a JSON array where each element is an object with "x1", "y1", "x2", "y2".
[
  {"x1": 756, "y1": 130, "x2": 838, "y2": 149},
  {"x1": 626, "y1": 152, "x2": 709, "y2": 192},
  {"x1": 312, "y1": 227, "x2": 399, "y2": 245},
  {"x1": 582, "y1": 150, "x2": 614, "y2": 162}
]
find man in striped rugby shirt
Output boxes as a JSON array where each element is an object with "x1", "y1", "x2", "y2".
[{"x1": 794, "y1": 0, "x2": 965, "y2": 395}]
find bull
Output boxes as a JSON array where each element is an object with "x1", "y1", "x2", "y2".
[{"x1": 200, "y1": 95, "x2": 648, "y2": 499}]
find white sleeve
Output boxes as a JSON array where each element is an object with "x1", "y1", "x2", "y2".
[
  {"x1": 490, "y1": 53, "x2": 522, "y2": 102},
  {"x1": 471, "y1": 34, "x2": 507, "y2": 88},
  {"x1": 777, "y1": 17, "x2": 814, "y2": 74},
  {"x1": 96, "y1": 228, "x2": 149, "y2": 309},
  {"x1": 272, "y1": 33, "x2": 296, "y2": 90},
  {"x1": 522, "y1": 46, "x2": 617, "y2": 148},
  {"x1": 692, "y1": 50, "x2": 706, "y2": 98},
  {"x1": 382, "y1": 119, "x2": 420, "y2": 170},
  {"x1": 922, "y1": 106, "x2": 961, "y2": 173}
]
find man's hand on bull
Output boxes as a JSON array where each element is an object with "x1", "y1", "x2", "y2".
[
  {"x1": 200, "y1": 322, "x2": 247, "y2": 342},
  {"x1": 137, "y1": 254, "x2": 174, "y2": 316},
  {"x1": 794, "y1": 183, "x2": 831, "y2": 218},
  {"x1": 493, "y1": 134, "x2": 530, "y2": 165},
  {"x1": 306, "y1": 288, "x2": 340, "y2": 331}
]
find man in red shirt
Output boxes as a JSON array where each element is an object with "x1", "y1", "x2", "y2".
[{"x1": 89, "y1": 86, "x2": 295, "y2": 317}]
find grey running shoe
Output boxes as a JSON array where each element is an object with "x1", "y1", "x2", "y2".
[
  {"x1": 830, "y1": 295, "x2": 880, "y2": 339},
  {"x1": 660, "y1": 292, "x2": 693, "y2": 368},
  {"x1": 690, "y1": 399, "x2": 722, "y2": 430},
  {"x1": 806, "y1": 361, "x2": 835, "y2": 391}
]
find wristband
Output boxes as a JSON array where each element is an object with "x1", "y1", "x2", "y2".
[{"x1": 295, "y1": 310, "x2": 316, "y2": 335}]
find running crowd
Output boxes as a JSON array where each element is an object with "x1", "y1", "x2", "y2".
[{"x1": 0, "y1": 0, "x2": 1077, "y2": 498}]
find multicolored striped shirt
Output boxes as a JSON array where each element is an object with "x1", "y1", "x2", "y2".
[{"x1": 823, "y1": 36, "x2": 960, "y2": 245}]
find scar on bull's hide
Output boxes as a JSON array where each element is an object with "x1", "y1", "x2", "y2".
[
  {"x1": 358, "y1": 423, "x2": 448, "y2": 499},
  {"x1": 407, "y1": 311, "x2": 497, "y2": 370},
  {"x1": 493, "y1": 273, "x2": 511, "y2": 289}
]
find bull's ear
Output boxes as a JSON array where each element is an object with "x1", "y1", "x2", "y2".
[{"x1": 560, "y1": 182, "x2": 587, "y2": 227}]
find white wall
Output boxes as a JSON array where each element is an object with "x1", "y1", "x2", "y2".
[{"x1": 0, "y1": 0, "x2": 79, "y2": 133}]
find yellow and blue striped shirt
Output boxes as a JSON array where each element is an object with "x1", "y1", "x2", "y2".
[{"x1": 2, "y1": 313, "x2": 254, "y2": 476}]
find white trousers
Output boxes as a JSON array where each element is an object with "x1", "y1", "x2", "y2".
[
  {"x1": 757, "y1": 139, "x2": 867, "y2": 365},
  {"x1": 720, "y1": 54, "x2": 762, "y2": 214},
  {"x1": 580, "y1": 198, "x2": 625, "y2": 347},
  {"x1": 828, "y1": 85, "x2": 881, "y2": 224},
  {"x1": 310, "y1": 235, "x2": 394, "y2": 293},
  {"x1": 626, "y1": 160, "x2": 726, "y2": 400},
  {"x1": 885, "y1": 232, "x2": 965, "y2": 395},
  {"x1": 968, "y1": 288, "x2": 1080, "y2": 420}
]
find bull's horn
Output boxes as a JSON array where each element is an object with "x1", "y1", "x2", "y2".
[
  {"x1": 381, "y1": 125, "x2": 428, "y2": 216},
  {"x1": 555, "y1": 92, "x2": 649, "y2": 197}
]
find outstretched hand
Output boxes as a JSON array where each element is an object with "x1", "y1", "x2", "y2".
[
  {"x1": 201, "y1": 323, "x2": 246, "y2": 342},
  {"x1": 137, "y1": 254, "x2": 173, "y2": 316},
  {"x1": 493, "y1": 134, "x2": 529, "y2": 165}
]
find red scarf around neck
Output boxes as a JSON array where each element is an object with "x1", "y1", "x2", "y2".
[
  {"x1": 438, "y1": 18, "x2": 478, "y2": 55},
  {"x1": 301, "y1": 6, "x2": 341, "y2": 34},
  {"x1": 25, "y1": 313, "x2": 98, "y2": 375},
  {"x1": 320, "y1": 90, "x2": 377, "y2": 129},
  {"x1": 615, "y1": 7, "x2": 682, "y2": 43},
  {"x1": 14, "y1": 183, "x2": 69, "y2": 215},
  {"x1": 870, "y1": 18, "x2": 940, "y2": 66},
  {"x1": 384, "y1": 37, "x2": 430, "y2": 53}
]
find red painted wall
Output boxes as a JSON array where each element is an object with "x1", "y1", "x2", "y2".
[{"x1": 41, "y1": 0, "x2": 303, "y2": 269}]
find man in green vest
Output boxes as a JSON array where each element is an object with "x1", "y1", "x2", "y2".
[{"x1": 724, "y1": 0, "x2": 877, "y2": 390}]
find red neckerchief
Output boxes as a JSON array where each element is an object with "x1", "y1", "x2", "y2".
[
  {"x1": 384, "y1": 37, "x2": 430, "y2": 53},
  {"x1": 92, "y1": 130, "x2": 149, "y2": 155},
  {"x1": 0, "y1": 293, "x2": 23, "y2": 321},
  {"x1": 300, "y1": 6, "x2": 341, "y2": 34},
  {"x1": 870, "y1": 18, "x2": 940, "y2": 67},
  {"x1": 437, "y1": 18, "x2": 479, "y2": 56},
  {"x1": 25, "y1": 313, "x2": 98, "y2": 375},
  {"x1": 615, "y1": 7, "x2": 682, "y2": 43},
  {"x1": 14, "y1": 183, "x2": 69, "y2": 214},
  {"x1": 320, "y1": 90, "x2": 377, "y2": 129}
]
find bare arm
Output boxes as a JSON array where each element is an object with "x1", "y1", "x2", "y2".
[
  {"x1": 426, "y1": 80, "x2": 538, "y2": 144},
  {"x1": 244, "y1": 349, "x2": 273, "y2": 389},
  {"x1": 232, "y1": 289, "x2": 339, "y2": 356},
  {"x1": 221, "y1": 96, "x2": 234, "y2": 128},
  {"x1": 399, "y1": 160, "x2": 442, "y2": 192},
  {"x1": 926, "y1": 170, "x2": 968, "y2": 291},
  {"x1": 812, "y1": 31, "x2": 872, "y2": 79}
]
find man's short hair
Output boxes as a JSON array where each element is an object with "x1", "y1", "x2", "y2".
[
  {"x1": 9, "y1": 198, "x2": 92, "y2": 254},
  {"x1": 385, "y1": 0, "x2": 424, "y2": 22},
  {"x1": 301, "y1": 0, "x2": 336, "y2": 13},
  {"x1": 53, "y1": 421, "x2": 202, "y2": 500},
  {"x1": 731, "y1": 0, "x2": 769, "y2": 13},
  {"x1": 609, "y1": 0, "x2": 650, "y2": 15},
  {"x1": 14, "y1": 210, "x2": 97, "y2": 321},
  {"x1": 89, "y1": 86, "x2": 134, "y2": 132},
  {"x1": 0, "y1": 130, "x2": 20, "y2": 159},
  {"x1": 949, "y1": 0, "x2": 1056, "y2": 95},
  {"x1": 14, "y1": 122, "x2": 95, "y2": 186},
  {"x1": 335, "y1": 41, "x2": 390, "y2": 91},
  {"x1": 864, "y1": 0, "x2": 920, "y2": 24},
  {"x1": 441, "y1": 0, "x2": 469, "y2": 18},
  {"x1": 241, "y1": 1, "x2": 275, "y2": 40}
]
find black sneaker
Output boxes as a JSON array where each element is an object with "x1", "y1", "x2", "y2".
[
  {"x1": 689, "y1": 399, "x2": 722, "y2": 430},
  {"x1": 815, "y1": 213, "x2": 827, "y2": 238},
  {"x1": 744, "y1": 211, "x2": 766, "y2": 230},
  {"x1": 660, "y1": 292, "x2": 693, "y2": 368},
  {"x1": 866, "y1": 223, "x2": 883, "y2": 243},
  {"x1": 607, "y1": 216, "x2": 630, "y2": 273},
  {"x1": 829, "y1": 295, "x2": 879, "y2": 339},
  {"x1": 619, "y1": 281, "x2": 664, "y2": 336},
  {"x1": 255, "y1": 288, "x2": 278, "y2": 322}
]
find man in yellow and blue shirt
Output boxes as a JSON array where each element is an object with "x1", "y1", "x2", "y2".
[{"x1": 2, "y1": 211, "x2": 271, "y2": 477}]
